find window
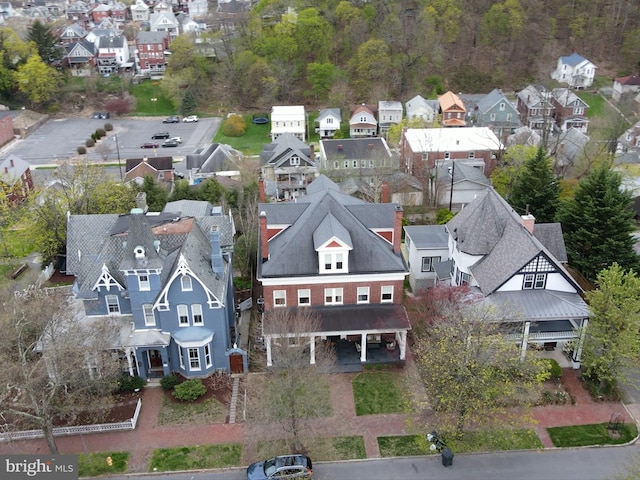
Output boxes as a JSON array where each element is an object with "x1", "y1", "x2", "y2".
[
  {"x1": 369, "y1": 160, "x2": 374, "y2": 168},
  {"x1": 178, "y1": 347, "x2": 185, "y2": 368},
  {"x1": 421, "y1": 256, "x2": 440, "y2": 272},
  {"x1": 191, "y1": 304, "x2": 203, "y2": 325},
  {"x1": 381, "y1": 285, "x2": 393, "y2": 303},
  {"x1": 188, "y1": 348, "x2": 200, "y2": 370},
  {"x1": 138, "y1": 274, "x2": 150, "y2": 291},
  {"x1": 352, "y1": 160, "x2": 358, "y2": 168},
  {"x1": 177, "y1": 304, "x2": 189, "y2": 326},
  {"x1": 143, "y1": 304, "x2": 155, "y2": 326},
  {"x1": 336, "y1": 253, "x2": 343, "y2": 269},
  {"x1": 506, "y1": 113, "x2": 512, "y2": 121},
  {"x1": 334, "y1": 161, "x2": 339, "y2": 169},
  {"x1": 344, "y1": 160, "x2": 349, "y2": 168},
  {"x1": 534, "y1": 273, "x2": 547, "y2": 289},
  {"x1": 298, "y1": 289, "x2": 310, "y2": 306},
  {"x1": 324, "y1": 288, "x2": 343, "y2": 305},
  {"x1": 574, "y1": 107, "x2": 584, "y2": 115},
  {"x1": 444, "y1": 152, "x2": 450, "y2": 160},
  {"x1": 204, "y1": 344, "x2": 212, "y2": 368},
  {"x1": 290, "y1": 156, "x2": 300, "y2": 166},
  {"x1": 361, "y1": 159, "x2": 366, "y2": 168},
  {"x1": 181, "y1": 275, "x2": 192, "y2": 291},
  {"x1": 490, "y1": 113, "x2": 496, "y2": 121},
  {"x1": 357, "y1": 287, "x2": 370, "y2": 304},
  {"x1": 106, "y1": 295, "x2": 120, "y2": 314},
  {"x1": 459, "y1": 272, "x2": 470, "y2": 286},
  {"x1": 274, "y1": 290, "x2": 286, "y2": 307},
  {"x1": 324, "y1": 254, "x2": 332, "y2": 270},
  {"x1": 500, "y1": 102, "x2": 505, "y2": 111},
  {"x1": 468, "y1": 151, "x2": 475, "y2": 159}
]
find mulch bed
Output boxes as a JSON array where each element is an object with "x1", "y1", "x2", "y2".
[{"x1": 162, "y1": 374, "x2": 233, "y2": 406}]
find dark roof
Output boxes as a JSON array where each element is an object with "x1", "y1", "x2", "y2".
[
  {"x1": 320, "y1": 138, "x2": 391, "y2": 161},
  {"x1": 126, "y1": 156, "x2": 173, "y2": 172}
]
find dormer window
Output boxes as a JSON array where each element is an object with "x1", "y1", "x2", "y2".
[
  {"x1": 181, "y1": 275, "x2": 192, "y2": 291},
  {"x1": 321, "y1": 252, "x2": 347, "y2": 273},
  {"x1": 138, "y1": 274, "x2": 150, "y2": 291}
]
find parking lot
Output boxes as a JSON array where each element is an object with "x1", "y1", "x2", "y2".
[{"x1": 4, "y1": 116, "x2": 222, "y2": 167}]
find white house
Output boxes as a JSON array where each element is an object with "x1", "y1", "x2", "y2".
[
  {"x1": 551, "y1": 53, "x2": 597, "y2": 89},
  {"x1": 130, "y1": 0, "x2": 149, "y2": 22},
  {"x1": 378, "y1": 100, "x2": 403, "y2": 136},
  {"x1": 349, "y1": 104, "x2": 377, "y2": 138},
  {"x1": 612, "y1": 74, "x2": 640, "y2": 102},
  {"x1": 315, "y1": 108, "x2": 341, "y2": 138},
  {"x1": 431, "y1": 160, "x2": 492, "y2": 210},
  {"x1": 405, "y1": 95, "x2": 437, "y2": 124},
  {"x1": 150, "y1": 12, "x2": 180, "y2": 39},
  {"x1": 270, "y1": 105, "x2": 306, "y2": 142},
  {"x1": 403, "y1": 225, "x2": 450, "y2": 292}
]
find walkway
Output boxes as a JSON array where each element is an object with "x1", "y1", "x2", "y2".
[{"x1": 0, "y1": 368, "x2": 637, "y2": 474}]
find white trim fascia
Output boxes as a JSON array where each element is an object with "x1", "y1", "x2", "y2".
[
  {"x1": 264, "y1": 224, "x2": 290, "y2": 242},
  {"x1": 92, "y1": 263, "x2": 125, "y2": 292},
  {"x1": 259, "y1": 271, "x2": 408, "y2": 286},
  {"x1": 265, "y1": 327, "x2": 409, "y2": 339}
]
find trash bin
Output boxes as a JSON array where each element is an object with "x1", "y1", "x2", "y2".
[{"x1": 441, "y1": 447, "x2": 453, "y2": 467}]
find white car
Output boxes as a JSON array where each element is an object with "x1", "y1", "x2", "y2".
[
  {"x1": 183, "y1": 115, "x2": 199, "y2": 123},
  {"x1": 170, "y1": 136, "x2": 182, "y2": 144}
]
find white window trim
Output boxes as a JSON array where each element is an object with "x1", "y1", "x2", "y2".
[
  {"x1": 298, "y1": 288, "x2": 311, "y2": 306},
  {"x1": 177, "y1": 304, "x2": 189, "y2": 326},
  {"x1": 188, "y1": 347, "x2": 201, "y2": 371},
  {"x1": 106, "y1": 295, "x2": 120, "y2": 314},
  {"x1": 181, "y1": 275, "x2": 192, "y2": 292},
  {"x1": 204, "y1": 344, "x2": 212, "y2": 368},
  {"x1": 324, "y1": 287, "x2": 343, "y2": 305},
  {"x1": 381, "y1": 285, "x2": 393, "y2": 303},
  {"x1": 191, "y1": 304, "x2": 203, "y2": 325},
  {"x1": 143, "y1": 303, "x2": 155, "y2": 326},
  {"x1": 178, "y1": 347, "x2": 185, "y2": 369},
  {"x1": 357, "y1": 286, "x2": 370, "y2": 304},
  {"x1": 138, "y1": 274, "x2": 150, "y2": 291},
  {"x1": 274, "y1": 290, "x2": 287, "y2": 307}
]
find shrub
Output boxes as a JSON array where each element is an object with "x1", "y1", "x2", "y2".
[
  {"x1": 77, "y1": 146, "x2": 87, "y2": 155},
  {"x1": 85, "y1": 138, "x2": 95, "y2": 147},
  {"x1": 104, "y1": 96, "x2": 133, "y2": 115},
  {"x1": 104, "y1": 123, "x2": 113, "y2": 131},
  {"x1": 545, "y1": 358, "x2": 563, "y2": 381},
  {"x1": 173, "y1": 378, "x2": 207, "y2": 401},
  {"x1": 118, "y1": 375, "x2": 145, "y2": 392},
  {"x1": 222, "y1": 114, "x2": 247, "y2": 137},
  {"x1": 160, "y1": 374, "x2": 181, "y2": 391},
  {"x1": 96, "y1": 128, "x2": 106, "y2": 138},
  {"x1": 436, "y1": 208, "x2": 455, "y2": 224}
]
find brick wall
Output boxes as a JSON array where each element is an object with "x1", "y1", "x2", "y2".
[{"x1": 0, "y1": 116, "x2": 14, "y2": 147}]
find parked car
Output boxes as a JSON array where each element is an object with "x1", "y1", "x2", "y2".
[
  {"x1": 169, "y1": 136, "x2": 182, "y2": 143},
  {"x1": 151, "y1": 131, "x2": 171, "y2": 139},
  {"x1": 246, "y1": 455, "x2": 312, "y2": 480},
  {"x1": 162, "y1": 139, "x2": 179, "y2": 148},
  {"x1": 92, "y1": 111, "x2": 110, "y2": 119},
  {"x1": 140, "y1": 142, "x2": 159, "y2": 149},
  {"x1": 163, "y1": 115, "x2": 180, "y2": 123},
  {"x1": 183, "y1": 115, "x2": 199, "y2": 123}
]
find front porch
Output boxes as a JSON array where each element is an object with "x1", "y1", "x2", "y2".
[{"x1": 331, "y1": 339, "x2": 404, "y2": 373}]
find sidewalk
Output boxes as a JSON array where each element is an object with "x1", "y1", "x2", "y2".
[{"x1": 0, "y1": 368, "x2": 636, "y2": 474}]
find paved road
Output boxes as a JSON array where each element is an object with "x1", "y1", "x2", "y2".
[
  {"x1": 107, "y1": 445, "x2": 640, "y2": 480},
  {"x1": 4, "y1": 117, "x2": 221, "y2": 165}
]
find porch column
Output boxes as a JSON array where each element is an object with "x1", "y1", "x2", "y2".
[
  {"x1": 266, "y1": 336, "x2": 273, "y2": 367},
  {"x1": 572, "y1": 318, "x2": 589, "y2": 368},
  {"x1": 160, "y1": 347, "x2": 170, "y2": 377},
  {"x1": 520, "y1": 321, "x2": 531, "y2": 362},
  {"x1": 125, "y1": 348, "x2": 134, "y2": 376},
  {"x1": 397, "y1": 331, "x2": 407, "y2": 360},
  {"x1": 309, "y1": 336, "x2": 316, "y2": 365},
  {"x1": 360, "y1": 333, "x2": 367, "y2": 362}
]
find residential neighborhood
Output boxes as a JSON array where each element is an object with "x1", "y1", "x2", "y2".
[{"x1": 1, "y1": 0, "x2": 640, "y2": 478}]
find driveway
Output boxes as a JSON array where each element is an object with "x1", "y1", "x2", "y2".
[{"x1": 3, "y1": 116, "x2": 222, "y2": 166}]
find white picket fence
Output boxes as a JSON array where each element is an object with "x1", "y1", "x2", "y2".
[{"x1": 0, "y1": 399, "x2": 142, "y2": 442}]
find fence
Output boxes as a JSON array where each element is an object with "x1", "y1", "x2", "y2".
[{"x1": 0, "y1": 398, "x2": 142, "y2": 442}]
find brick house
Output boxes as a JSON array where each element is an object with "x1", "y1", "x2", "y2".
[
  {"x1": 135, "y1": 31, "x2": 170, "y2": 75},
  {"x1": 0, "y1": 154, "x2": 34, "y2": 202},
  {"x1": 550, "y1": 88, "x2": 590, "y2": 133}
]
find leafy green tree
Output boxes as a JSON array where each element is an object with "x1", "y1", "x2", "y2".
[
  {"x1": 306, "y1": 62, "x2": 337, "y2": 102},
  {"x1": 348, "y1": 39, "x2": 392, "y2": 100},
  {"x1": 139, "y1": 175, "x2": 168, "y2": 212},
  {"x1": 14, "y1": 54, "x2": 61, "y2": 105},
  {"x1": 558, "y1": 165, "x2": 639, "y2": 282},
  {"x1": 581, "y1": 264, "x2": 640, "y2": 394},
  {"x1": 27, "y1": 20, "x2": 62, "y2": 64},
  {"x1": 490, "y1": 145, "x2": 537, "y2": 198},
  {"x1": 425, "y1": 0, "x2": 462, "y2": 43},
  {"x1": 294, "y1": 8, "x2": 333, "y2": 65},
  {"x1": 508, "y1": 147, "x2": 559, "y2": 223},
  {"x1": 179, "y1": 89, "x2": 197, "y2": 115}
]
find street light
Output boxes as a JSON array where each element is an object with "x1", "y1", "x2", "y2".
[
  {"x1": 113, "y1": 133, "x2": 122, "y2": 181},
  {"x1": 150, "y1": 97, "x2": 157, "y2": 115}
]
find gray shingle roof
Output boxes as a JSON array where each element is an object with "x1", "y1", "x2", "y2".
[
  {"x1": 260, "y1": 132, "x2": 312, "y2": 167},
  {"x1": 404, "y1": 225, "x2": 448, "y2": 249}
]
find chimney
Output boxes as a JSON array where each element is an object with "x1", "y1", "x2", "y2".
[
  {"x1": 258, "y1": 178, "x2": 265, "y2": 203},
  {"x1": 521, "y1": 214, "x2": 535, "y2": 234},
  {"x1": 10, "y1": 159, "x2": 14, "y2": 167},
  {"x1": 260, "y1": 211, "x2": 268, "y2": 262},
  {"x1": 135, "y1": 192, "x2": 148, "y2": 212},
  {"x1": 393, "y1": 205, "x2": 403, "y2": 254},
  {"x1": 210, "y1": 226, "x2": 224, "y2": 275},
  {"x1": 381, "y1": 181, "x2": 390, "y2": 203}
]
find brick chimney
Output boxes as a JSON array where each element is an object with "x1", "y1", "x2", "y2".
[
  {"x1": 260, "y1": 211, "x2": 268, "y2": 262},
  {"x1": 521, "y1": 214, "x2": 535, "y2": 234},
  {"x1": 393, "y1": 205, "x2": 403, "y2": 254},
  {"x1": 381, "y1": 182, "x2": 390, "y2": 203},
  {"x1": 259, "y1": 178, "x2": 266, "y2": 203}
]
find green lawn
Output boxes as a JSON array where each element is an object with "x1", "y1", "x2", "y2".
[
  {"x1": 149, "y1": 444, "x2": 242, "y2": 472},
  {"x1": 352, "y1": 371, "x2": 408, "y2": 416},
  {"x1": 1, "y1": 226, "x2": 37, "y2": 258},
  {"x1": 157, "y1": 395, "x2": 228, "y2": 426},
  {"x1": 130, "y1": 80, "x2": 176, "y2": 116},
  {"x1": 78, "y1": 452, "x2": 129, "y2": 477},
  {"x1": 214, "y1": 115, "x2": 272, "y2": 155},
  {"x1": 577, "y1": 92, "x2": 604, "y2": 117},
  {"x1": 547, "y1": 422, "x2": 638, "y2": 447},
  {"x1": 378, "y1": 429, "x2": 542, "y2": 457},
  {"x1": 256, "y1": 436, "x2": 366, "y2": 462}
]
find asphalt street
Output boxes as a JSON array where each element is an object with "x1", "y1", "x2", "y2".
[{"x1": 106, "y1": 445, "x2": 640, "y2": 480}]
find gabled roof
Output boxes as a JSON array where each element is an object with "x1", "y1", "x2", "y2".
[
  {"x1": 559, "y1": 52, "x2": 591, "y2": 66},
  {"x1": 405, "y1": 95, "x2": 435, "y2": 117},
  {"x1": 316, "y1": 108, "x2": 340, "y2": 123},
  {"x1": 60, "y1": 22, "x2": 87, "y2": 38},
  {"x1": 186, "y1": 143, "x2": 241, "y2": 173},
  {"x1": 258, "y1": 175, "x2": 406, "y2": 278},
  {"x1": 475, "y1": 89, "x2": 516, "y2": 114},
  {"x1": 320, "y1": 137, "x2": 391, "y2": 161},
  {"x1": 435, "y1": 161, "x2": 492, "y2": 187},
  {"x1": 516, "y1": 85, "x2": 550, "y2": 108},
  {"x1": 126, "y1": 156, "x2": 173, "y2": 172},
  {"x1": 552, "y1": 127, "x2": 590, "y2": 169},
  {"x1": 446, "y1": 188, "x2": 578, "y2": 295},
  {"x1": 615, "y1": 74, "x2": 640, "y2": 86},
  {"x1": 136, "y1": 31, "x2": 168, "y2": 44},
  {"x1": 551, "y1": 88, "x2": 589, "y2": 108},
  {"x1": 438, "y1": 91, "x2": 466, "y2": 112},
  {"x1": 349, "y1": 104, "x2": 376, "y2": 123},
  {"x1": 260, "y1": 132, "x2": 312, "y2": 167},
  {"x1": 0, "y1": 154, "x2": 30, "y2": 182}
]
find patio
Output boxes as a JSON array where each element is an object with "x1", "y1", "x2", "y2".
[{"x1": 330, "y1": 339, "x2": 404, "y2": 373}]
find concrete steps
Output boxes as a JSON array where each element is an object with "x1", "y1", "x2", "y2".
[{"x1": 229, "y1": 376, "x2": 240, "y2": 424}]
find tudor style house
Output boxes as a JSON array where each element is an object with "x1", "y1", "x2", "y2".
[
  {"x1": 270, "y1": 105, "x2": 306, "y2": 142},
  {"x1": 65, "y1": 198, "x2": 245, "y2": 380},
  {"x1": 315, "y1": 108, "x2": 341, "y2": 138},
  {"x1": 260, "y1": 132, "x2": 318, "y2": 201},
  {"x1": 550, "y1": 88, "x2": 590, "y2": 133},
  {"x1": 257, "y1": 175, "x2": 411, "y2": 369},
  {"x1": 441, "y1": 188, "x2": 588, "y2": 366},
  {"x1": 349, "y1": 104, "x2": 377, "y2": 138},
  {"x1": 551, "y1": 53, "x2": 597, "y2": 89},
  {"x1": 438, "y1": 91, "x2": 466, "y2": 127}
]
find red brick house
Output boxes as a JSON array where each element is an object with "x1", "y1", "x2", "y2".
[
  {"x1": 0, "y1": 114, "x2": 14, "y2": 147},
  {"x1": 135, "y1": 31, "x2": 170, "y2": 75},
  {"x1": 257, "y1": 175, "x2": 410, "y2": 370},
  {"x1": 0, "y1": 154, "x2": 34, "y2": 202},
  {"x1": 438, "y1": 91, "x2": 466, "y2": 127}
]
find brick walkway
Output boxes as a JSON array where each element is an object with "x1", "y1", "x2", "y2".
[{"x1": 0, "y1": 368, "x2": 637, "y2": 473}]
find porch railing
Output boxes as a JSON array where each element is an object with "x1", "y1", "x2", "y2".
[{"x1": 0, "y1": 398, "x2": 142, "y2": 442}]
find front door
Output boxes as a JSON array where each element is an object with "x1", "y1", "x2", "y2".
[
  {"x1": 230, "y1": 353, "x2": 244, "y2": 374},
  {"x1": 147, "y1": 349, "x2": 164, "y2": 378}
]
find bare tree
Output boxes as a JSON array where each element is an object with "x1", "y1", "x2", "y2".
[
  {"x1": 94, "y1": 140, "x2": 113, "y2": 162},
  {"x1": 249, "y1": 307, "x2": 335, "y2": 452},
  {"x1": 0, "y1": 288, "x2": 124, "y2": 453}
]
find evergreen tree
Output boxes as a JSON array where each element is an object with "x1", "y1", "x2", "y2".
[
  {"x1": 508, "y1": 147, "x2": 559, "y2": 223},
  {"x1": 179, "y1": 89, "x2": 197, "y2": 116},
  {"x1": 558, "y1": 165, "x2": 639, "y2": 282},
  {"x1": 139, "y1": 175, "x2": 168, "y2": 212},
  {"x1": 27, "y1": 20, "x2": 61, "y2": 64}
]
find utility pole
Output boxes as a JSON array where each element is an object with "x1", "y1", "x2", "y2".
[{"x1": 114, "y1": 133, "x2": 122, "y2": 181}]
